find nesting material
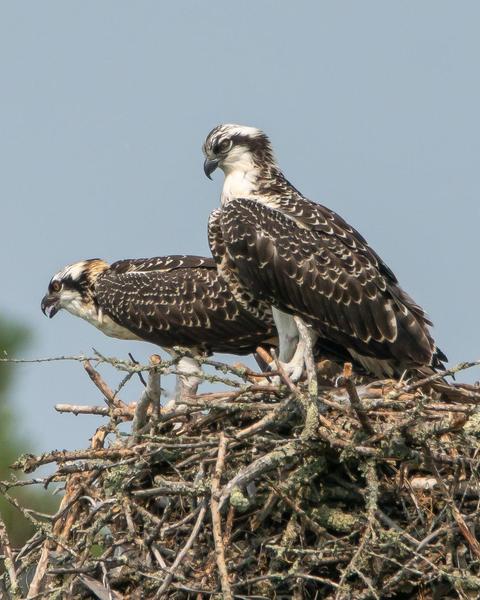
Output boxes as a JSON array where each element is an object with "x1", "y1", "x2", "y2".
[{"x1": 2, "y1": 354, "x2": 480, "y2": 599}]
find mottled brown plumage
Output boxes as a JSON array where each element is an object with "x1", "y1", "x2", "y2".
[
  {"x1": 203, "y1": 124, "x2": 446, "y2": 376},
  {"x1": 42, "y1": 255, "x2": 276, "y2": 355}
]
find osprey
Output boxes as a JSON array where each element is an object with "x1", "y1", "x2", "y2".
[
  {"x1": 41, "y1": 255, "x2": 276, "y2": 395},
  {"x1": 203, "y1": 124, "x2": 446, "y2": 378}
]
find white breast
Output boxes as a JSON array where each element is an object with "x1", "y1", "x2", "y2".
[
  {"x1": 221, "y1": 148, "x2": 261, "y2": 205},
  {"x1": 96, "y1": 311, "x2": 143, "y2": 341},
  {"x1": 61, "y1": 296, "x2": 142, "y2": 341}
]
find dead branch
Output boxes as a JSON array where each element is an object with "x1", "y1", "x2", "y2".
[
  {"x1": 132, "y1": 354, "x2": 162, "y2": 435},
  {"x1": 83, "y1": 360, "x2": 126, "y2": 409},
  {"x1": 342, "y1": 362, "x2": 376, "y2": 435},
  {"x1": 0, "y1": 513, "x2": 18, "y2": 595},
  {"x1": 210, "y1": 433, "x2": 232, "y2": 599}
]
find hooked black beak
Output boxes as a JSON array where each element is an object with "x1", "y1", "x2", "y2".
[
  {"x1": 203, "y1": 157, "x2": 219, "y2": 180},
  {"x1": 41, "y1": 294, "x2": 59, "y2": 318}
]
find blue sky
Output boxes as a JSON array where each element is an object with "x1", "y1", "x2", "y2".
[{"x1": 1, "y1": 1, "x2": 479, "y2": 453}]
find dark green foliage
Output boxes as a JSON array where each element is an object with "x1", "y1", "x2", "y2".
[{"x1": 0, "y1": 316, "x2": 57, "y2": 547}]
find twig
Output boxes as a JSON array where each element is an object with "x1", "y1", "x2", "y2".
[
  {"x1": 234, "y1": 394, "x2": 296, "y2": 440},
  {"x1": 26, "y1": 545, "x2": 50, "y2": 598},
  {"x1": 400, "y1": 359, "x2": 480, "y2": 393},
  {"x1": 427, "y1": 449, "x2": 480, "y2": 559},
  {"x1": 83, "y1": 360, "x2": 125, "y2": 409},
  {"x1": 219, "y1": 440, "x2": 302, "y2": 510},
  {"x1": 132, "y1": 354, "x2": 162, "y2": 434},
  {"x1": 270, "y1": 349, "x2": 300, "y2": 396},
  {"x1": 210, "y1": 433, "x2": 233, "y2": 599},
  {"x1": 0, "y1": 355, "x2": 92, "y2": 364},
  {"x1": 128, "y1": 352, "x2": 147, "y2": 387},
  {"x1": 268, "y1": 482, "x2": 327, "y2": 538},
  {"x1": 409, "y1": 477, "x2": 480, "y2": 498},
  {"x1": 375, "y1": 509, "x2": 420, "y2": 546},
  {"x1": 149, "y1": 354, "x2": 162, "y2": 421},
  {"x1": 0, "y1": 514, "x2": 18, "y2": 595},
  {"x1": 231, "y1": 572, "x2": 340, "y2": 589},
  {"x1": 55, "y1": 404, "x2": 133, "y2": 418},
  {"x1": 154, "y1": 499, "x2": 208, "y2": 598},
  {"x1": 132, "y1": 479, "x2": 206, "y2": 498},
  {"x1": 342, "y1": 363, "x2": 375, "y2": 435},
  {"x1": 271, "y1": 348, "x2": 321, "y2": 440},
  {"x1": 12, "y1": 446, "x2": 141, "y2": 473},
  {"x1": 335, "y1": 458, "x2": 380, "y2": 600}
]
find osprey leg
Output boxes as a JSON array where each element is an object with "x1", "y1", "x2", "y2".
[
  {"x1": 272, "y1": 308, "x2": 305, "y2": 382},
  {"x1": 175, "y1": 356, "x2": 203, "y2": 403},
  {"x1": 294, "y1": 316, "x2": 318, "y2": 396}
]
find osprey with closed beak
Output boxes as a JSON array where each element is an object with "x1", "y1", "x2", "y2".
[{"x1": 203, "y1": 124, "x2": 446, "y2": 378}]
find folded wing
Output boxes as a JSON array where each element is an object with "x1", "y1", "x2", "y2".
[
  {"x1": 216, "y1": 198, "x2": 442, "y2": 368},
  {"x1": 95, "y1": 255, "x2": 275, "y2": 354}
]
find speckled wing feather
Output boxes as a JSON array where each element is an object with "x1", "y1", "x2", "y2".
[
  {"x1": 110, "y1": 255, "x2": 215, "y2": 274},
  {"x1": 214, "y1": 198, "x2": 445, "y2": 369},
  {"x1": 208, "y1": 211, "x2": 273, "y2": 323},
  {"x1": 94, "y1": 255, "x2": 275, "y2": 354}
]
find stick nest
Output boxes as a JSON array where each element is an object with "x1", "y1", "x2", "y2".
[{"x1": 2, "y1": 354, "x2": 480, "y2": 599}]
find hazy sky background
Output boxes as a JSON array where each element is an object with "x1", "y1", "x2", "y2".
[{"x1": 1, "y1": 2, "x2": 479, "y2": 456}]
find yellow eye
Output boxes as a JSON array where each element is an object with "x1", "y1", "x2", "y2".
[{"x1": 51, "y1": 281, "x2": 61, "y2": 292}]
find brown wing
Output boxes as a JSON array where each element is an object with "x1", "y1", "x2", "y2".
[
  {"x1": 110, "y1": 255, "x2": 216, "y2": 274},
  {"x1": 208, "y1": 210, "x2": 274, "y2": 323},
  {"x1": 218, "y1": 198, "x2": 444, "y2": 368},
  {"x1": 95, "y1": 255, "x2": 275, "y2": 355}
]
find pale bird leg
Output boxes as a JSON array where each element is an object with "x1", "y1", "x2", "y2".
[
  {"x1": 272, "y1": 307, "x2": 299, "y2": 362},
  {"x1": 280, "y1": 336, "x2": 308, "y2": 382},
  {"x1": 294, "y1": 316, "x2": 318, "y2": 391},
  {"x1": 271, "y1": 307, "x2": 305, "y2": 382},
  {"x1": 175, "y1": 356, "x2": 203, "y2": 404}
]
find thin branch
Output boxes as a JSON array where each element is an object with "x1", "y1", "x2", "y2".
[
  {"x1": 0, "y1": 514, "x2": 18, "y2": 595},
  {"x1": 132, "y1": 354, "x2": 162, "y2": 434},
  {"x1": 83, "y1": 360, "x2": 126, "y2": 409},
  {"x1": 55, "y1": 404, "x2": 133, "y2": 418},
  {"x1": 400, "y1": 359, "x2": 480, "y2": 393},
  {"x1": 210, "y1": 433, "x2": 233, "y2": 599},
  {"x1": 342, "y1": 362, "x2": 375, "y2": 435},
  {"x1": 154, "y1": 499, "x2": 208, "y2": 598},
  {"x1": 128, "y1": 352, "x2": 147, "y2": 387},
  {"x1": 26, "y1": 545, "x2": 50, "y2": 599}
]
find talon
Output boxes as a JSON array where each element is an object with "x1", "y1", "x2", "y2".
[{"x1": 278, "y1": 359, "x2": 305, "y2": 383}]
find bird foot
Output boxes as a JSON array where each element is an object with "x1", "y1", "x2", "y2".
[
  {"x1": 280, "y1": 356, "x2": 305, "y2": 383},
  {"x1": 270, "y1": 355, "x2": 305, "y2": 385}
]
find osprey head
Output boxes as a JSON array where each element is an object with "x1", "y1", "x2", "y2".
[
  {"x1": 41, "y1": 259, "x2": 109, "y2": 320},
  {"x1": 202, "y1": 123, "x2": 274, "y2": 180}
]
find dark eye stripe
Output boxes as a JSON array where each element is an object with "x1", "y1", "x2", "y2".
[{"x1": 50, "y1": 276, "x2": 85, "y2": 294}]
